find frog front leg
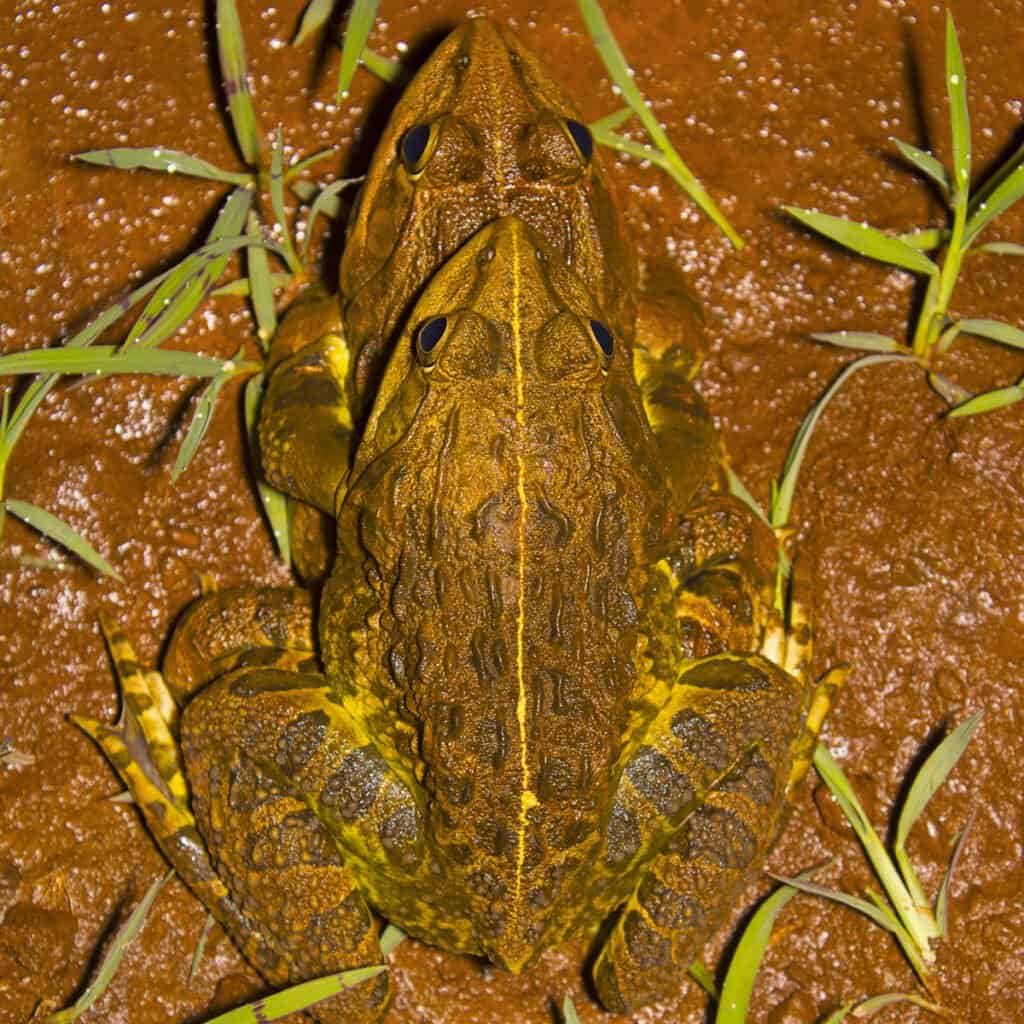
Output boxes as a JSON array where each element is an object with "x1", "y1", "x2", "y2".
[{"x1": 593, "y1": 653, "x2": 805, "y2": 1012}]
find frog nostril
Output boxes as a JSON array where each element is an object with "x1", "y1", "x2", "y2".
[
  {"x1": 400, "y1": 123, "x2": 437, "y2": 176},
  {"x1": 564, "y1": 118, "x2": 594, "y2": 162}
]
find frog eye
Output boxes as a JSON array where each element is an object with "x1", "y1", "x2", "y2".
[
  {"x1": 563, "y1": 118, "x2": 594, "y2": 162},
  {"x1": 588, "y1": 319, "x2": 614, "y2": 363},
  {"x1": 400, "y1": 123, "x2": 439, "y2": 177},
  {"x1": 416, "y1": 316, "x2": 448, "y2": 366}
]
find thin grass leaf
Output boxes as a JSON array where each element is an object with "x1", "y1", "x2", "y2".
[
  {"x1": 171, "y1": 367, "x2": 233, "y2": 483},
  {"x1": 123, "y1": 187, "x2": 253, "y2": 350},
  {"x1": 976, "y1": 240, "x2": 1024, "y2": 255},
  {"x1": 211, "y1": 272, "x2": 291, "y2": 298},
  {"x1": 957, "y1": 318, "x2": 1024, "y2": 351},
  {"x1": 936, "y1": 811, "x2": 975, "y2": 936},
  {"x1": 724, "y1": 465, "x2": 769, "y2": 527},
  {"x1": 589, "y1": 106, "x2": 633, "y2": 134},
  {"x1": 189, "y1": 913, "x2": 216, "y2": 981},
  {"x1": 774, "y1": 354, "x2": 912, "y2": 528},
  {"x1": 769, "y1": 874, "x2": 905, "y2": 934},
  {"x1": 284, "y1": 146, "x2": 339, "y2": 183},
  {"x1": 216, "y1": 0, "x2": 262, "y2": 167},
  {"x1": 0, "y1": 745, "x2": 37, "y2": 768},
  {"x1": 0, "y1": 346, "x2": 249, "y2": 378},
  {"x1": 336, "y1": 0, "x2": 379, "y2": 101},
  {"x1": 899, "y1": 228, "x2": 948, "y2": 250},
  {"x1": 361, "y1": 47, "x2": 409, "y2": 87},
  {"x1": 810, "y1": 331, "x2": 904, "y2": 353},
  {"x1": 302, "y1": 177, "x2": 360, "y2": 260},
  {"x1": 895, "y1": 712, "x2": 982, "y2": 855},
  {"x1": 945, "y1": 14, "x2": 971, "y2": 199},
  {"x1": 964, "y1": 161, "x2": 1024, "y2": 247},
  {"x1": 578, "y1": 0, "x2": 742, "y2": 248},
  {"x1": 243, "y1": 374, "x2": 292, "y2": 564},
  {"x1": 822, "y1": 1003, "x2": 856, "y2": 1024},
  {"x1": 46, "y1": 872, "x2": 170, "y2": 1023},
  {"x1": 246, "y1": 213, "x2": 277, "y2": 352},
  {"x1": 292, "y1": 0, "x2": 334, "y2": 46},
  {"x1": 891, "y1": 139, "x2": 951, "y2": 195},
  {"x1": 688, "y1": 960, "x2": 718, "y2": 999},
  {"x1": 785, "y1": 207, "x2": 938, "y2": 275},
  {"x1": 562, "y1": 995, "x2": 582, "y2": 1024},
  {"x1": 75, "y1": 147, "x2": 252, "y2": 186},
  {"x1": 106, "y1": 790, "x2": 135, "y2": 803},
  {"x1": 850, "y1": 991, "x2": 947, "y2": 1018},
  {"x1": 716, "y1": 872, "x2": 815, "y2": 1024},
  {"x1": 201, "y1": 965, "x2": 386, "y2": 1024},
  {"x1": 269, "y1": 127, "x2": 300, "y2": 274},
  {"x1": 379, "y1": 923, "x2": 406, "y2": 956},
  {"x1": 947, "y1": 383, "x2": 1024, "y2": 417},
  {"x1": 928, "y1": 370, "x2": 972, "y2": 405},
  {"x1": 4, "y1": 499, "x2": 122, "y2": 580}
]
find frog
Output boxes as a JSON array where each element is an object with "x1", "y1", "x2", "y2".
[
  {"x1": 73, "y1": 18, "x2": 840, "y2": 1020},
  {"x1": 76, "y1": 216, "x2": 836, "y2": 1020}
]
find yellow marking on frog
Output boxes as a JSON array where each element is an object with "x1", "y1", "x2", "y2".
[
  {"x1": 322, "y1": 333, "x2": 353, "y2": 430},
  {"x1": 511, "y1": 225, "x2": 536, "y2": 907}
]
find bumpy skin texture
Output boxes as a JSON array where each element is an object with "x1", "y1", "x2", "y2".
[{"x1": 77, "y1": 22, "x2": 816, "y2": 1023}]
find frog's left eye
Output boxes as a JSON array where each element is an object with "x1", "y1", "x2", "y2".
[
  {"x1": 416, "y1": 316, "x2": 448, "y2": 366},
  {"x1": 588, "y1": 319, "x2": 614, "y2": 362},
  {"x1": 563, "y1": 118, "x2": 594, "y2": 162},
  {"x1": 400, "y1": 123, "x2": 439, "y2": 177}
]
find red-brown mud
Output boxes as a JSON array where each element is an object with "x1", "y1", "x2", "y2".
[{"x1": 2, "y1": 2, "x2": 1022, "y2": 1022}]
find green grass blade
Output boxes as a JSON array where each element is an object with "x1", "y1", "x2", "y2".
[
  {"x1": 945, "y1": 13, "x2": 971, "y2": 200},
  {"x1": 976, "y1": 240, "x2": 1024, "y2": 255},
  {"x1": 810, "y1": 331, "x2": 904, "y2": 353},
  {"x1": 46, "y1": 872, "x2": 170, "y2": 1022},
  {"x1": 821, "y1": 1003, "x2": 856, "y2": 1024},
  {"x1": 361, "y1": 47, "x2": 409, "y2": 87},
  {"x1": 561, "y1": 995, "x2": 582, "y2": 1024},
  {"x1": 890, "y1": 139, "x2": 951, "y2": 196},
  {"x1": 767, "y1": 874, "x2": 900, "y2": 935},
  {"x1": 216, "y1": 0, "x2": 262, "y2": 167},
  {"x1": 269, "y1": 127, "x2": 300, "y2": 273},
  {"x1": 211, "y1": 272, "x2": 292, "y2": 298},
  {"x1": 589, "y1": 106, "x2": 633, "y2": 134},
  {"x1": 0, "y1": 346, "x2": 249, "y2": 379},
  {"x1": 379, "y1": 923, "x2": 406, "y2": 956},
  {"x1": 850, "y1": 991, "x2": 947, "y2": 1018},
  {"x1": 189, "y1": 913, "x2": 216, "y2": 981},
  {"x1": 75, "y1": 147, "x2": 252, "y2": 186},
  {"x1": 284, "y1": 146, "x2": 339, "y2": 183},
  {"x1": 724, "y1": 465, "x2": 770, "y2": 527},
  {"x1": 578, "y1": 0, "x2": 742, "y2": 248},
  {"x1": 336, "y1": 0, "x2": 379, "y2": 101},
  {"x1": 5, "y1": 499, "x2": 122, "y2": 580},
  {"x1": 964, "y1": 161, "x2": 1024, "y2": 247},
  {"x1": 899, "y1": 228, "x2": 948, "y2": 250},
  {"x1": 957, "y1": 318, "x2": 1024, "y2": 351},
  {"x1": 246, "y1": 214, "x2": 277, "y2": 352},
  {"x1": 292, "y1": 0, "x2": 334, "y2": 46},
  {"x1": 935, "y1": 811, "x2": 974, "y2": 937},
  {"x1": 774, "y1": 354, "x2": 912, "y2": 528},
  {"x1": 243, "y1": 374, "x2": 292, "y2": 565},
  {"x1": 785, "y1": 207, "x2": 939, "y2": 275},
  {"x1": 201, "y1": 965, "x2": 386, "y2": 1024},
  {"x1": 171, "y1": 368, "x2": 232, "y2": 483},
  {"x1": 688, "y1": 960, "x2": 718, "y2": 999},
  {"x1": 716, "y1": 873, "x2": 814, "y2": 1024},
  {"x1": 948, "y1": 383, "x2": 1024, "y2": 417},
  {"x1": 302, "y1": 177, "x2": 361, "y2": 260}
]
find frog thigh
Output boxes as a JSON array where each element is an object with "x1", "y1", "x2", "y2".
[
  {"x1": 593, "y1": 653, "x2": 804, "y2": 1012},
  {"x1": 183, "y1": 669, "x2": 415, "y2": 1023},
  {"x1": 162, "y1": 585, "x2": 315, "y2": 704},
  {"x1": 259, "y1": 289, "x2": 356, "y2": 515}
]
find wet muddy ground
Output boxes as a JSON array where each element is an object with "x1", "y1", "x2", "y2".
[{"x1": 2, "y1": 1, "x2": 1023, "y2": 1022}]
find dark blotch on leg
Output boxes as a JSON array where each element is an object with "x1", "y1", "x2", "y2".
[
  {"x1": 719, "y1": 748, "x2": 777, "y2": 807},
  {"x1": 275, "y1": 710, "x2": 328, "y2": 775},
  {"x1": 671, "y1": 708, "x2": 729, "y2": 771},
  {"x1": 320, "y1": 747, "x2": 386, "y2": 822},
  {"x1": 624, "y1": 746, "x2": 695, "y2": 820},
  {"x1": 605, "y1": 800, "x2": 641, "y2": 865},
  {"x1": 676, "y1": 805, "x2": 757, "y2": 869},
  {"x1": 636, "y1": 873, "x2": 707, "y2": 932},
  {"x1": 623, "y1": 910, "x2": 671, "y2": 969}
]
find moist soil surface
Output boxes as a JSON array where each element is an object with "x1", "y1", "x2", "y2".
[{"x1": 1, "y1": 1, "x2": 1022, "y2": 1022}]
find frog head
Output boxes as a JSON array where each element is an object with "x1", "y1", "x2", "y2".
[
  {"x1": 328, "y1": 217, "x2": 671, "y2": 968},
  {"x1": 341, "y1": 18, "x2": 634, "y2": 393}
]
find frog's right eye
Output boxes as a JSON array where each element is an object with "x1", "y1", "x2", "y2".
[
  {"x1": 400, "y1": 123, "x2": 439, "y2": 177},
  {"x1": 563, "y1": 118, "x2": 594, "y2": 162},
  {"x1": 416, "y1": 316, "x2": 448, "y2": 366}
]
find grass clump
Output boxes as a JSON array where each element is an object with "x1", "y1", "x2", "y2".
[{"x1": 786, "y1": 13, "x2": 1024, "y2": 418}]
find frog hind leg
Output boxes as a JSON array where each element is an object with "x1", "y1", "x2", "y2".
[
  {"x1": 258, "y1": 289, "x2": 355, "y2": 578},
  {"x1": 592, "y1": 653, "x2": 805, "y2": 1012}
]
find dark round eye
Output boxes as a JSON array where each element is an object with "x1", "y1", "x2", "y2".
[
  {"x1": 564, "y1": 118, "x2": 594, "y2": 162},
  {"x1": 417, "y1": 316, "x2": 448, "y2": 363},
  {"x1": 589, "y1": 319, "x2": 614, "y2": 359},
  {"x1": 400, "y1": 123, "x2": 436, "y2": 176}
]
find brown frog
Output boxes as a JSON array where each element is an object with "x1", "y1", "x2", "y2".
[{"x1": 75, "y1": 19, "x2": 834, "y2": 1022}]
